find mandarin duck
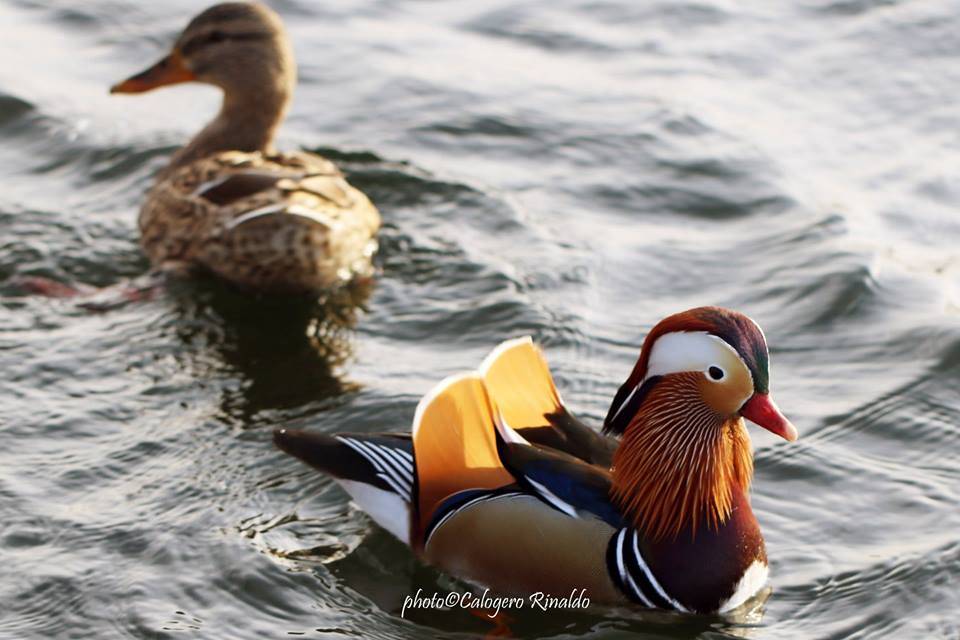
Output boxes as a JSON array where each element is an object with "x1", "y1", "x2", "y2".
[
  {"x1": 274, "y1": 307, "x2": 798, "y2": 613},
  {"x1": 110, "y1": 3, "x2": 379, "y2": 294}
]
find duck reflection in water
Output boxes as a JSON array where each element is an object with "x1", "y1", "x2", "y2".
[{"x1": 166, "y1": 276, "x2": 372, "y2": 422}]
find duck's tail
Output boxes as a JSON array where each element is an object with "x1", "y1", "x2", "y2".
[{"x1": 273, "y1": 429, "x2": 415, "y2": 545}]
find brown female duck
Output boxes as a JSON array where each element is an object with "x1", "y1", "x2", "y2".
[{"x1": 111, "y1": 3, "x2": 379, "y2": 293}]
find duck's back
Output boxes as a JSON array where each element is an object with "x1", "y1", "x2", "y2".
[{"x1": 140, "y1": 150, "x2": 380, "y2": 293}]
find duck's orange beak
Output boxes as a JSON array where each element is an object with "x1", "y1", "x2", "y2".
[
  {"x1": 110, "y1": 51, "x2": 195, "y2": 94},
  {"x1": 740, "y1": 392, "x2": 798, "y2": 442}
]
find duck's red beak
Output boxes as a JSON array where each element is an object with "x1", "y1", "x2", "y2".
[{"x1": 740, "y1": 393, "x2": 798, "y2": 442}]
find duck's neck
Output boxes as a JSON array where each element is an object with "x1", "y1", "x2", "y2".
[
  {"x1": 610, "y1": 374, "x2": 754, "y2": 541},
  {"x1": 164, "y1": 85, "x2": 291, "y2": 175}
]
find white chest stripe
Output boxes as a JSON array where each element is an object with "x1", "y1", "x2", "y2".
[
  {"x1": 630, "y1": 530, "x2": 689, "y2": 612},
  {"x1": 611, "y1": 527, "x2": 690, "y2": 612},
  {"x1": 614, "y1": 528, "x2": 654, "y2": 608}
]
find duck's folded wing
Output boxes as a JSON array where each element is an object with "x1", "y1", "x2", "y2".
[
  {"x1": 191, "y1": 151, "x2": 347, "y2": 209},
  {"x1": 480, "y1": 337, "x2": 617, "y2": 467},
  {"x1": 194, "y1": 170, "x2": 291, "y2": 205},
  {"x1": 201, "y1": 203, "x2": 343, "y2": 291},
  {"x1": 414, "y1": 414, "x2": 626, "y2": 595},
  {"x1": 497, "y1": 438, "x2": 623, "y2": 528}
]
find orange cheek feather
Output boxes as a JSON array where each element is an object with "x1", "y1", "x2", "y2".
[
  {"x1": 611, "y1": 373, "x2": 754, "y2": 540},
  {"x1": 698, "y1": 367, "x2": 753, "y2": 416}
]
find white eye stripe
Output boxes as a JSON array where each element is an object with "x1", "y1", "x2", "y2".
[
  {"x1": 644, "y1": 332, "x2": 745, "y2": 382},
  {"x1": 608, "y1": 332, "x2": 755, "y2": 425}
]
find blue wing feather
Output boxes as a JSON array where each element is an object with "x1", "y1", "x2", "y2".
[{"x1": 499, "y1": 441, "x2": 624, "y2": 528}]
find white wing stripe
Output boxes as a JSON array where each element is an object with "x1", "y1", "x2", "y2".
[
  {"x1": 347, "y1": 438, "x2": 412, "y2": 497},
  {"x1": 365, "y1": 442, "x2": 414, "y2": 491},
  {"x1": 376, "y1": 445, "x2": 414, "y2": 484},
  {"x1": 525, "y1": 477, "x2": 577, "y2": 518},
  {"x1": 376, "y1": 472, "x2": 408, "y2": 497},
  {"x1": 425, "y1": 493, "x2": 493, "y2": 547},
  {"x1": 338, "y1": 437, "x2": 411, "y2": 500},
  {"x1": 425, "y1": 492, "x2": 525, "y2": 548},
  {"x1": 338, "y1": 437, "x2": 382, "y2": 471}
]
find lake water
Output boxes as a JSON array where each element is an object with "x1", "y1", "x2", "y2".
[{"x1": 1, "y1": 1, "x2": 958, "y2": 638}]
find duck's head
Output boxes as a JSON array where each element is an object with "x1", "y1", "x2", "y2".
[
  {"x1": 604, "y1": 306, "x2": 796, "y2": 441},
  {"x1": 110, "y1": 2, "x2": 295, "y2": 101},
  {"x1": 605, "y1": 306, "x2": 797, "y2": 539}
]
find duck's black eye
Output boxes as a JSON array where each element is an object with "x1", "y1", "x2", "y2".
[
  {"x1": 708, "y1": 366, "x2": 725, "y2": 381},
  {"x1": 207, "y1": 30, "x2": 227, "y2": 44}
]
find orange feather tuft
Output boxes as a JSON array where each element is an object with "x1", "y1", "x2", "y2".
[
  {"x1": 411, "y1": 374, "x2": 516, "y2": 549},
  {"x1": 610, "y1": 373, "x2": 754, "y2": 541}
]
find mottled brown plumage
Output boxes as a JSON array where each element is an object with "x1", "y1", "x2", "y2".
[{"x1": 112, "y1": 3, "x2": 379, "y2": 293}]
